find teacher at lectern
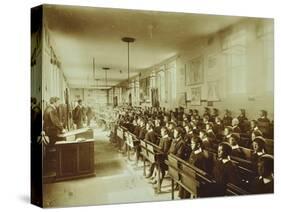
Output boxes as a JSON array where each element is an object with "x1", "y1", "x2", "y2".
[{"x1": 43, "y1": 97, "x2": 65, "y2": 144}]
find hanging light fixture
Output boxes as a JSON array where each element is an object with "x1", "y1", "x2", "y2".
[{"x1": 121, "y1": 37, "x2": 136, "y2": 88}]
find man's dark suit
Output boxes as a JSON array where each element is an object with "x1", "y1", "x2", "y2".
[
  {"x1": 73, "y1": 105, "x2": 83, "y2": 129},
  {"x1": 43, "y1": 105, "x2": 63, "y2": 144}
]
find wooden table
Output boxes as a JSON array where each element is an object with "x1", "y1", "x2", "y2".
[
  {"x1": 43, "y1": 128, "x2": 95, "y2": 183},
  {"x1": 57, "y1": 127, "x2": 94, "y2": 141},
  {"x1": 55, "y1": 139, "x2": 95, "y2": 181}
]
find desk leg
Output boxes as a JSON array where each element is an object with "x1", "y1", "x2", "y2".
[
  {"x1": 143, "y1": 159, "x2": 146, "y2": 176},
  {"x1": 128, "y1": 145, "x2": 130, "y2": 160},
  {"x1": 157, "y1": 162, "x2": 161, "y2": 193},
  {"x1": 171, "y1": 179, "x2": 174, "y2": 200}
]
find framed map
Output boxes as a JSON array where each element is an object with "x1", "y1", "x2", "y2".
[
  {"x1": 190, "y1": 87, "x2": 201, "y2": 106},
  {"x1": 178, "y1": 92, "x2": 187, "y2": 108},
  {"x1": 207, "y1": 81, "x2": 220, "y2": 101},
  {"x1": 186, "y1": 56, "x2": 204, "y2": 85}
]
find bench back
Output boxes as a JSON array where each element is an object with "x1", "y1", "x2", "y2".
[
  {"x1": 117, "y1": 127, "x2": 124, "y2": 140},
  {"x1": 240, "y1": 147, "x2": 253, "y2": 161},
  {"x1": 125, "y1": 132, "x2": 135, "y2": 148},
  {"x1": 265, "y1": 138, "x2": 273, "y2": 155},
  {"x1": 167, "y1": 154, "x2": 214, "y2": 197}
]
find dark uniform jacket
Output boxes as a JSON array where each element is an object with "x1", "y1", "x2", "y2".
[
  {"x1": 133, "y1": 126, "x2": 140, "y2": 137},
  {"x1": 73, "y1": 105, "x2": 83, "y2": 128},
  {"x1": 138, "y1": 126, "x2": 147, "y2": 140},
  {"x1": 238, "y1": 115, "x2": 248, "y2": 133},
  {"x1": 207, "y1": 129, "x2": 217, "y2": 146},
  {"x1": 43, "y1": 105, "x2": 63, "y2": 143},
  {"x1": 169, "y1": 137, "x2": 184, "y2": 158},
  {"x1": 233, "y1": 126, "x2": 241, "y2": 133},
  {"x1": 213, "y1": 123, "x2": 224, "y2": 140},
  {"x1": 212, "y1": 159, "x2": 241, "y2": 196},
  {"x1": 257, "y1": 117, "x2": 271, "y2": 137},
  {"x1": 251, "y1": 177, "x2": 274, "y2": 194},
  {"x1": 202, "y1": 137, "x2": 212, "y2": 150},
  {"x1": 178, "y1": 148, "x2": 207, "y2": 199},
  {"x1": 189, "y1": 149, "x2": 208, "y2": 172},
  {"x1": 223, "y1": 115, "x2": 232, "y2": 127},
  {"x1": 154, "y1": 126, "x2": 161, "y2": 136},
  {"x1": 159, "y1": 136, "x2": 172, "y2": 154},
  {"x1": 145, "y1": 130, "x2": 158, "y2": 145},
  {"x1": 231, "y1": 146, "x2": 245, "y2": 159},
  {"x1": 250, "y1": 152, "x2": 265, "y2": 175}
]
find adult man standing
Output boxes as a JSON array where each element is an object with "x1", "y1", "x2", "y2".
[
  {"x1": 43, "y1": 97, "x2": 65, "y2": 144},
  {"x1": 73, "y1": 99, "x2": 84, "y2": 129}
]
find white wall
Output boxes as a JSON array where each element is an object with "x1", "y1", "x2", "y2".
[
  {"x1": 107, "y1": 19, "x2": 274, "y2": 121},
  {"x1": 175, "y1": 19, "x2": 274, "y2": 120},
  {"x1": 41, "y1": 22, "x2": 69, "y2": 109},
  {"x1": 69, "y1": 88, "x2": 108, "y2": 108}
]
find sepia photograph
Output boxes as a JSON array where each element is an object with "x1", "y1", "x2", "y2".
[{"x1": 30, "y1": 4, "x2": 274, "y2": 208}]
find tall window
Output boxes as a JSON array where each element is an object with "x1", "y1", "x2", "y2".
[
  {"x1": 257, "y1": 21, "x2": 274, "y2": 92},
  {"x1": 222, "y1": 28, "x2": 247, "y2": 94},
  {"x1": 165, "y1": 61, "x2": 177, "y2": 103},
  {"x1": 156, "y1": 69, "x2": 165, "y2": 102}
]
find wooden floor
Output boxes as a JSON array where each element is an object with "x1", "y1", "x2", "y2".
[{"x1": 43, "y1": 127, "x2": 175, "y2": 207}]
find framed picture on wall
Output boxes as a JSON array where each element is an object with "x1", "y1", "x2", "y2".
[
  {"x1": 207, "y1": 81, "x2": 220, "y2": 101},
  {"x1": 206, "y1": 53, "x2": 221, "y2": 81},
  {"x1": 186, "y1": 56, "x2": 204, "y2": 85},
  {"x1": 190, "y1": 86, "x2": 201, "y2": 106},
  {"x1": 178, "y1": 92, "x2": 187, "y2": 108}
]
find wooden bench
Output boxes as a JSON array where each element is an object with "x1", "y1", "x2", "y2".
[
  {"x1": 116, "y1": 126, "x2": 125, "y2": 150},
  {"x1": 166, "y1": 153, "x2": 250, "y2": 199},
  {"x1": 167, "y1": 154, "x2": 216, "y2": 199},
  {"x1": 226, "y1": 183, "x2": 250, "y2": 196},
  {"x1": 124, "y1": 130, "x2": 140, "y2": 160},
  {"x1": 265, "y1": 138, "x2": 273, "y2": 155},
  {"x1": 239, "y1": 146, "x2": 253, "y2": 161},
  {"x1": 117, "y1": 127, "x2": 124, "y2": 140},
  {"x1": 139, "y1": 139, "x2": 164, "y2": 193},
  {"x1": 207, "y1": 149, "x2": 255, "y2": 192}
]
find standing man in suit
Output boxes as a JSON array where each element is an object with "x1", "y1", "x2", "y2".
[
  {"x1": 43, "y1": 97, "x2": 65, "y2": 144},
  {"x1": 86, "y1": 106, "x2": 93, "y2": 126},
  {"x1": 73, "y1": 99, "x2": 84, "y2": 129}
]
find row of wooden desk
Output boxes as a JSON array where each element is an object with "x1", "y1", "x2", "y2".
[{"x1": 114, "y1": 125, "x2": 252, "y2": 198}]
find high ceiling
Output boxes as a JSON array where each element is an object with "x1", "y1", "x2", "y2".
[{"x1": 44, "y1": 4, "x2": 243, "y2": 89}]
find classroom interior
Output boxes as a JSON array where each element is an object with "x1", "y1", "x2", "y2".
[{"x1": 31, "y1": 5, "x2": 274, "y2": 208}]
